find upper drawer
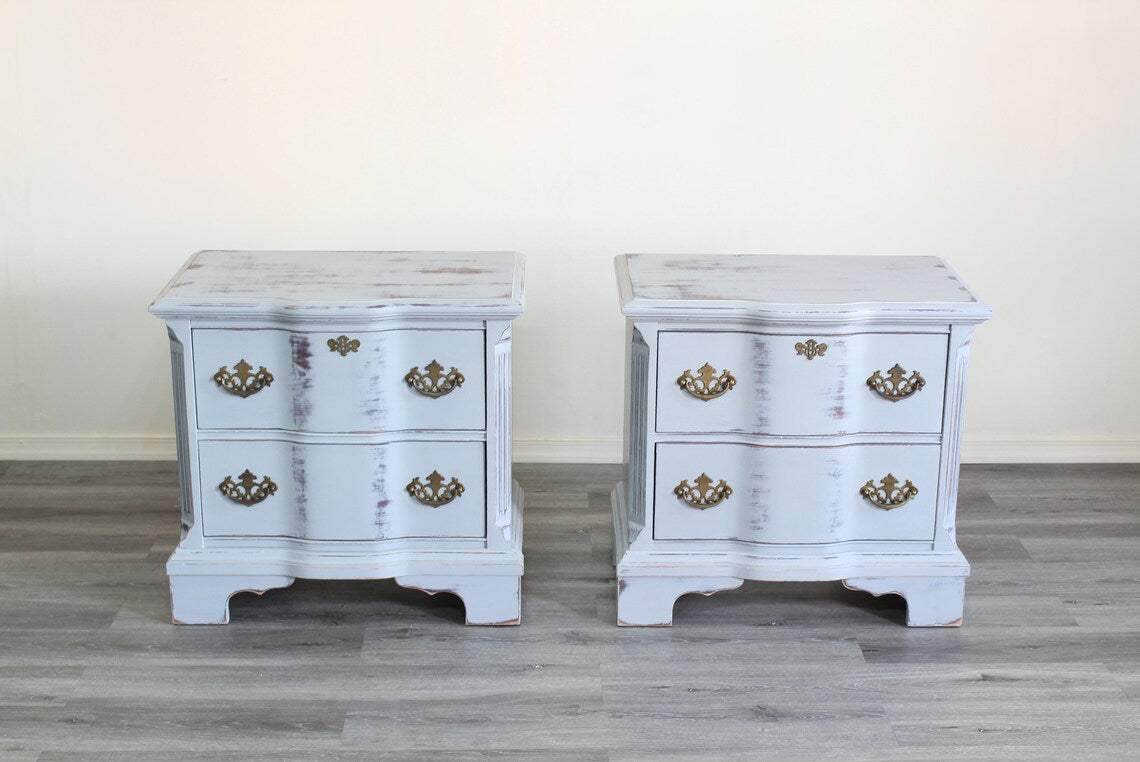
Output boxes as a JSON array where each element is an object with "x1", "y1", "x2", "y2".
[
  {"x1": 199, "y1": 439, "x2": 485, "y2": 540},
  {"x1": 194, "y1": 328, "x2": 485, "y2": 433},
  {"x1": 657, "y1": 331, "x2": 948, "y2": 436}
]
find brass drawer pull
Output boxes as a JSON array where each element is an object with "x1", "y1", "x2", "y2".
[
  {"x1": 213, "y1": 359, "x2": 274, "y2": 398},
  {"x1": 405, "y1": 360, "x2": 465, "y2": 398},
  {"x1": 794, "y1": 339, "x2": 827, "y2": 360},
  {"x1": 219, "y1": 469, "x2": 278, "y2": 505},
  {"x1": 867, "y1": 364, "x2": 925, "y2": 401},
  {"x1": 674, "y1": 473, "x2": 732, "y2": 509},
  {"x1": 328, "y1": 335, "x2": 360, "y2": 356},
  {"x1": 407, "y1": 471, "x2": 465, "y2": 506},
  {"x1": 677, "y1": 363, "x2": 736, "y2": 401},
  {"x1": 859, "y1": 473, "x2": 917, "y2": 510}
]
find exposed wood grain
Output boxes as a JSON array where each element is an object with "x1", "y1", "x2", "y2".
[{"x1": 0, "y1": 461, "x2": 1137, "y2": 757}]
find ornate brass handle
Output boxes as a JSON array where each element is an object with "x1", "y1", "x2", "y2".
[
  {"x1": 794, "y1": 339, "x2": 827, "y2": 360},
  {"x1": 674, "y1": 473, "x2": 732, "y2": 510},
  {"x1": 219, "y1": 469, "x2": 277, "y2": 505},
  {"x1": 859, "y1": 473, "x2": 917, "y2": 510},
  {"x1": 405, "y1": 360, "x2": 465, "y2": 398},
  {"x1": 328, "y1": 335, "x2": 360, "y2": 356},
  {"x1": 867, "y1": 364, "x2": 925, "y2": 401},
  {"x1": 677, "y1": 363, "x2": 736, "y2": 401},
  {"x1": 213, "y1": 359, "x2": 274, "y2": 398},
  {"x1": 407, "y1": 471, "x2": 465, "y2": 506}
]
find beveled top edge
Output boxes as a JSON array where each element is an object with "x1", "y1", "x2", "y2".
[{"x1": 150, "y1": 250, "x2": 525, "y2": 319}]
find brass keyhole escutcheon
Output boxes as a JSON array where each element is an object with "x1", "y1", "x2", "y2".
[
  {"x1": 794, "y1": 339, "x2": 827, "y2": 360},
  {"x1": 328, "y1": 335, "x2": 360, "y2": 356}
]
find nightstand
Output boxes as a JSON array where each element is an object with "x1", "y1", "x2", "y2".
[
  {"x1": 612, "y1": 254, "x2": 989, "y2": 626},
  {"x1": 151, "y1": 251, "x2": 525, "y2": 624}
]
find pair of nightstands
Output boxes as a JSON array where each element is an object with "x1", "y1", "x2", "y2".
[{"x1": 150, "y1": 251, "x2": 988, "y2": 627}]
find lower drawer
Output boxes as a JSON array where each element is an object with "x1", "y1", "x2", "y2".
[
  {"x1": 654, "y1": 442, "x2": 940, "y2": 544},
  {"x1": 198, "y1": 440, "x2": 485, "y2": 540}
]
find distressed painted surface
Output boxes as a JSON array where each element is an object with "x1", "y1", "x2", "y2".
[
  {"x1": 935, "y1": 325, "x2": 976, "y2": 551},
  {"x1": 654, "y1": 442, "x2": 941, "y2": 544},
  {"x1": 657, "y1": 330, "x2": 949, "y2": 436},
  {"x1": 198, "y1": 440, "x2": 485, "y2": 540},
  {"x1": 151, "y1": 251, "x2": 525, "y2": 318},
  {"x1": 395, "y1": 574, "x2": 521, "y2": 626},
  {"x1": 616, "y1": 576, "x2": 743, "y2": 627},
  {"x1": 169, "y1": 574, "x2": 294, "y2": 625},
  {"x1": 843, "y1": 577, "x2": 966, "y2": 627},
  {"x1": 613, "y1": 254, "x2": 988, "y2": 626},
  {"x1": 154, "y1": 250, "x2": 524, "y2": 625},
  {"x1": 490, "y1": 326, "x2": 514, "y2": 539},
  {"x1": 166, "y1": 329, "x2": 194, "y2": 540},
  {"x1": 626, "y1": 328, "x2": 650, "y2": 532},
  {"x1": 618, "y1": 253, "x2": 991, "y2": 323},
  {"x1": 194, "y1": 328, "x2": 486, "y2": 432}
]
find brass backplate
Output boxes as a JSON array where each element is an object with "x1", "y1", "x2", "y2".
[
  {"x1": 405, "y1": 360, "x2": 465, "y2": 398},
  {"x1": 407, "y1": 470, "x2": 465, "y2": 506},
  {"x1": 674, "y1": 473, "x2": 732, "y2": 509},
  {"x1": 677, "y1": 363, "x2": 736, "y2": 401},
  {"x1": 859, "y1": 473, "x2": 918, "y2": 510},
  {"x1": 219, "y1": 469, "x2": 278, "y2": 506},
  {"x1": 213, "y1": 359, "x2": 274, "y2": 398},
  {"x1": 867, "y1": 364, "x2": 925, "y2": 401}
]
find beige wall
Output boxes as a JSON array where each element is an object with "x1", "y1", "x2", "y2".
[{"x1": 1, "y1": 0, "x2": 1137, "y2": 462}]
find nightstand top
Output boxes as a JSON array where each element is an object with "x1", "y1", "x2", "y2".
[
  {"x1": 150, "y1": 251, "x2": 525, "y2": 320},
  {"x1": 615, "y1": 254, "x2": 990, "y2": 324}
]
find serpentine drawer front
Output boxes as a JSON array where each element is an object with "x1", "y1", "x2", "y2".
[
  {"x1": 195, "y1": 328, "x2": 485, "y2": 432},
  {"x1": 654, "y1": 443, "x2": 940, "y2": 544},
  {"x1": 658, "y1": 331, "x2": 948, "y2": 436},
  {"x1": 613, "y1": 253, "x2": 990, "y2": 627},
  {"x1": 151, "y1": 250, "x2": 525, "y2": 625},
  {"x1": 199, "y1": 440, "x2": 485, "y2": 540}
]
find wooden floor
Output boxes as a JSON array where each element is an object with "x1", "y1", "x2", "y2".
[{"x1": 0, "y1": 461, "x2": 1137, "y2": 759}]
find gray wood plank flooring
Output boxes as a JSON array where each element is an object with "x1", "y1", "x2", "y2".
[{"x1": 0, "y1": 462, "x2": 1137, "y2": 759}]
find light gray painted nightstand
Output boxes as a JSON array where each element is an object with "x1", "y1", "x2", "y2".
[
  {"x1": 612, "y1": 254, "x2": 990, "y2": 626},
  {"x1": 151, "y1": 251, "x2": 525, "y2": 624}
]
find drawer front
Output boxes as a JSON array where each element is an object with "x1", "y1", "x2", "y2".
[
  {"x1": 199, "y1": 440, "x2": 485, "y2": 540},
  {"x1": 194, "y1": 329, "x2": 485, "y2": 433},
  {"x1": 654, "y1": 442, "x2": 941, "y2": 544},
  {"x1": 657, "y1": 331, "x2": 948, "y2": 436}
]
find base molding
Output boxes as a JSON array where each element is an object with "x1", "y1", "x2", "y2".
[
  {"x1": 0, "y1": 435, "x2": 1137, "y2": 464},
  {"x1": 959, "y1": 438, "x2": 1140, "y2": 464},
  {"x1": 513, "y1": 438, "x2": 623, "y2": 464},
  {"x1": 0, "y1": 436, "x2": 178, "y2": 461}
]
